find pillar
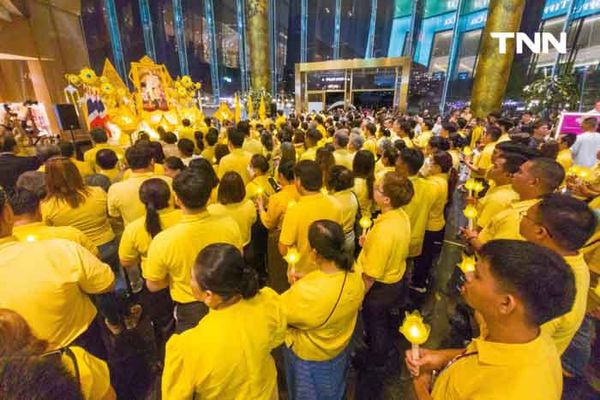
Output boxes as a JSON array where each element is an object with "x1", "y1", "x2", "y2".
[
  {"x1": 471, "y1": 0, "x2": 526, "y2": 117},
  {"x1": 246, "y1": 0, "x2": 271, "y2": 92}
]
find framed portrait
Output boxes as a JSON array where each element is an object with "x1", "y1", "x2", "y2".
[{"x1": 129, "y1": 56, "x2": 171, "y2": 114}]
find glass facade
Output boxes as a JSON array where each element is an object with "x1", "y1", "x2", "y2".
[{"x1": 81, "y1": 0, "x2": 600, "y2": 108}]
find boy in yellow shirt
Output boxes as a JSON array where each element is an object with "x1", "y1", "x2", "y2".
[{"x1": 405, "y1": 240, "x2": 574, "y2": 400}]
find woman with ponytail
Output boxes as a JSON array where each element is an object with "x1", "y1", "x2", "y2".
[
  {"x1": 282, "y1": 220, "x2": 365, "y2": 399},
  {"x1": 162, "y1": 243, "x2": 285, "y2": 399}
]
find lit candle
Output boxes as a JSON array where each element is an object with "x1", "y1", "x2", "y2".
[
  {"x1": 458, "y1": 255, "x2": 476, "y2": 274},
  {"x1": 473, "y1": 181, "x2": 484, "y2": 195},
  {"x1": 284, "y1": 247, "x2": 301, "y2": 283},
  {"x1": 359, "y1": 216, "x2": 372, "y2": 233},
  {"x1": 465, "y1": 178, "x2": 476, "y2": 197},
  {"x1": 25, "y1": 235, "x2": 37, "y2": 242},
  {"x1": 576, "y1": 167, "x2": 592, "y2": 183},
  {"x1": 463, "y1": 204, "x2": 478, "y2": 229},
  {"x1": 399, "y1": 310, "x2": 431, "y2": 364}
]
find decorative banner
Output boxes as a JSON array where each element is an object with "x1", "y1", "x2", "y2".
[
  {"x1": 556, "y1": 112, "x2": 600, "y2": 135},
  {"x1": 246, "y1": 0, "x2": 271, "y2": 92}
]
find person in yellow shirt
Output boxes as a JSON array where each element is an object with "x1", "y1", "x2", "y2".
[
  {"x1": 362, "y1": 122, "x2": 378, "y2": 156},
  {"x1": 332, "y1": 130, "x2": 354, "y2": 169},
  {"x1": 465, "y1": 126, "x2": 501, "y2": 178},
  {"x1": 395, "y1": 148, "x2": 436, "y2": 258},
  {"x1": 0, "y1": 186, "x2": 115, "y2": 355},
  {"x1": 300, "y1": 127, "x2": 322, "y2": 161},
  {"x1": 315, "y1": 115, "x2": 327, "y2": 138},
  {"x1": 162, "y1": 243, "x2": 285, "y2": 399},
  {"x1": 282, "y1": 220, "x2": 364, "y2": 399},
  {"x1": 107, "y1": 145, "x2": 173, "y2": 225},
  {"x1": 374, "y1": 145, "x2": 398, "y2": 183},
  {"x1": 96, "y1": 149, "x2": 123, "y2": 183},
  {"x1": 0, "y1": 308, "x2": 115, "y2": 400},
  {"x1": 352, "y1": 149, "x2": 375, "y2": 220},
  {"x1": 326, "y1": 165, "x2": 358, "y2": 256},
  {"x1": 355, "y1": 171, "x2": 413, "y2": 399},
  {"x1": 447, "y1": 133, "x2": 464, "y2": 170},
  {"x1": 59, "y1": 142, "x2": 93, "y2": 178},
  {"x1": 144, "y1": 168, "x2": 242, "y2": 333},
  {"x1": 217, "y1": 127, "x2": 253, "y2": 184},
  {"x1": 176, "y1": 118, "x2": 196, "y2": 143},
  {"x1": 83, "y1": 128, "x2": 124, "y2": 172},
  {"x1": 163, "y1": 156, "x2": 185, "y2": 179},
  {"x1": 405, "y1": 240, "x2": 574, "y2": 400},
  {"x1": 10, "y1": 188, "x2": 98, "y2": 255},
  {"x1": 201, "y1": 127, "x2": 219, "y2": 163},
  {"x1": 279, "y1": 160, "x2": 343, "y2": 281},
  {"x1": 519, "y1": 194, "x2": 596, "y2": 362},
  {"x1": 348, "y1": 131, "x2": 365, "y2": 158},
  {"x1": 496, "y1": 117, "x2": 513, "y2": 143},
  {"x1": 396, "y1": 119, "x2": 415, "y2": 148},
  {"x1": 246, "y1": 154, "x2": 277, "y2": 200},
  {"x1": 557, "y1": 133, "x2": 576, "y2": 171},
  {"x1": 463, "y1": 158, "x2": 565, "y2": 251},
  {"x1": 412, "y1": 120, "x2": 433, "y2": 149},
  {"x1": 239, "y1": 120, "x2": 263, "y2": 155}
]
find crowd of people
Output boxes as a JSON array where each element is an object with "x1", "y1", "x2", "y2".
[{"x1": 0, "y1": 103, "x2": 599, "y2": 400}]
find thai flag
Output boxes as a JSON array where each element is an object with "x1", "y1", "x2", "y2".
[{"x1": 86, "y1": 93, "x2": 109, "y2": 131}]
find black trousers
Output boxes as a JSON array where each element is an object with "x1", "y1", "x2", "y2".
[
  {"x1": 174, "y1": 301, "x2": 208, "y2": 334},
  {"x1": 411, "y1": 228, "x2": 445, "y2": 289}
]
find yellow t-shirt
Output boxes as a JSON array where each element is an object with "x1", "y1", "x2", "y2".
[
  {"x1": 470, "y1": 125, "x2": 484, "y2": 148},
  {"x1": 541, "y1": 253, "x2": 590, "y2": 355},
  {"x1": 41, "y1": 186, "x2": 115, "y2": 246},
  {"x1": 217, "y1": 148, "x2": 253, "y2": 184},
  {"x1": 282, "y1": 269, "x2": 364, "y2": 361},
  {"x1": 177, "y1": 126, "x2": 196, "y2": 143},
  {"x1": 476, "y1": 184, "x2": 520, "y2": 229},
  {"x1": 0, "y1": 238, "x2": 114, "y2": 349},
  {"x1": 401, "y1": 136, "x2": 414, "y2": 149},
  {"x1": 162, "y1": 288, "x2": 286, "y2": 400},
  {"x1": 448, "y1": 149, "x2": 461, "y2": 170},
  {"x1": 356, "y1": 208, "x2": 411, "y2": 284},
  {"x1": 62, "y1": 346, "x2": 112, "y2": 400},
  {"x1": 478, "y1": 198, "x2": 539, "y2": 244},
  {"x1": 363, "y1": 138, "x2": 377, "y2": 156},
  {"x1": 333, "y1": 149, "x2": 354, "y2": 170},
  {"x1": 474, "y1": 141, "x2": 497, "y2": 177},
  {"x1": 259, "y1": 184, "x2": 300, "y2": 230},
  {"x1": 432, "y1": 335, "x2": 562, "y2": 400},
  {"x1": 83, "y1": 143, "x2": 124, "y2": 172},
  {"x1": 13, "y1": 222, "x2": 98, "y2": 256},
  {"x1": 300, "y1": 146, "x2": 318, "y2": 161},
  {"x1": 375, "y1": 166, "x2": 396, "y2": 184},
  {"x1": 332, "y1": 189, "x2": 358, "y2": 234},
  {"x1": 107, "y1": 172, "x2": 173, "y2": 226},
  {"x1": 121, "y1": 164, "x2": 165, "y2": 180},
  {"x1": 144, "y1": 211, "x2": 243, "y2": 303},
  {"x1": 98, "y1": 167, "x2": 122, "y2": 183},
  {"x1": 279, "y1": 192, "x2": 343, "y2": 277},
  {"x1": 118, "y1": 208, "x2": 182, "y2": 272},
  {"x1": 353, "y1": 177, "x2": 372, "y2": 220},
  {"x1": 426, "y1": 173, "x2": 448, "y2": 231},
  {"x1": 413, "y1": 130, "x2": 432, "y2": 149},
  {"x1": 246, "y1": 175, "x2": 276, "y2": 200},
  {"x1": 403, "y1": 176, "x2": 437, "y2": 257},
  {"x1": 557, "y1": 148, "x2": 573, "y2": 172},
  {"x1": 242, "y1": 137, "x2": 263, "y2": 155},
  {"x1": 201, "y1": 145, "x2": 216, "y2": 163},
  {"x1": 71, "y1": 158, "x2": 93, "y2": 178},
  {"x1": 497, "y1": 133, "x2": 511, "y2": 143},
  {"x1": 316, "y1": 124, "x2": 327, "y2": 138},
  {"x1": 208, "y1": 201, "x2": 257, "y2": 247}
]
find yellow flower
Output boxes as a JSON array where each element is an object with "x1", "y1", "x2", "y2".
[
  {"x1": 101, "y1": 83, "x2": 115, "y2": 95},
  {"x1": 79, "y1": 68, "x2": 97, "y2": 85},
  {"x1": 66, "y1": 74, "x2": 81, "y2": 86},
  {"x1": 181, "y1": 75, "x2": 193, "y2": 88}
]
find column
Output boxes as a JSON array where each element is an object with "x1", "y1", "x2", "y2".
[
  {"x1": 236, "y1": 0, "x2": 249, "y2": 93},
  {"x1": 300, "y1": 0, "x2": 308, "y2": 63},
  {"x1": 333, "y1": 0, "x2": 342, "y2": 59},
  {"x1": 172, "y1": 0, "x2": 189, "y2": 76},
  {"x1": 204, "y1": 0, "x2": 220, "y2": 100},
  {"x1": 138, "y1": 0, "x2": 157, "y2": 60},
  {"x1": 103, "y1": 0, "x2": 127, "y2": 79},
  {"x1": 471, "y1": 0, "x2": 526, "y2": 117},
  {"x1": 246, "y1": 0, "x2": 271, "y2": 92},
  {"x1": 269, "y1": 0, "x2": 278, "y2": 94},
  {"x1": 440, "y1": 0, "x2": 465, "y2": 114},
  {"x1": 365, "y1": 0, "x2": 377, "y2": 58}
]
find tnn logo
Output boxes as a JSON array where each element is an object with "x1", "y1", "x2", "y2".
[{"x1": 491, "y1": 32, "x2": 567, "y2": 54}]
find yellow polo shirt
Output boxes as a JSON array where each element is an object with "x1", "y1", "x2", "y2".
[
  {"x1": 282, "y1": 269, "x2": 364, "y2": 361},
  {"x1": 541, "y1": 253, "x2": 590, "y2": 355},
  {"x1": 474, "y1": 141, "x2": 497, "y2": 177},
  {"x1": 413, "y1": 130, "x2": 432, "y2": 149},
  {"x1": 259, "y1": 184, "x2": 300, "y2": 230},
  {"x1": 353, "y1": 177, "x2": 372, "y2": 220},
  {"x1": 363, "y1": 138, "x2": 377, "y2": 156},
  {"x1": 118, "y1": 208, "x2": 182, "y2": 272},
  {"x1": 0, "y1": 238, "x2": 114, "y2": 350},
  {"x1": 177, "y1": 126, "x2": 196, "y2": 143},
  {"x1": 83, "y1": 143, "x2": 124, "y2": 172},
  {"x1": 246, "y1": 175, "x2": 276, "y2": 199},
  {"x1": 375, "y1": 166, "x2": 396, "y2": 184},
  {"x1": 403, "y1": 176, "x2": 437, "y2": 257},
  {"x1": 13, "y1": 222, "x2": 98, "y2": 256},
  {"x1": 432, "y1": 335, "x2": 562, "y2": 400},
  {"x1": 478, "y1": 198, "x2": 539, "y2": 244},
  {"x1": 217, "y1": 148, "x2": 253, "y2": 184},
  {"x1": 557, "y1": 148, "x2": 573, "y2": 172},
  {"x1": 71, "y1": 158, "x2": 93, "y2": 178},
  {"x1": 426, "y1": 173, "x2": 448, "y2": 231},
  {"x1": 201, "y1": 145, "x2": 216, "y2": 163},
  {"x1": 279, "y1": 192, "x2": 343, "y2": 277},
  {"x1": 107, "y1": 172, "x2": 173, "y2": 225},
  {"x1": 122, "y1": 164, "x2": 165, "y2": 180},
  {"x1": 476, "y1": 184, "x2": 520, "y2": 228},
  {"x1": 62, "y1": 346, "x2": 112, "y2": 400},
  {"x1": 41, "y1": 186, "x2": 115, "y2": 246},
  {"x1": 333, "y1": 149, "x2": 354, "y2": 170},
  {"x1": 300, "y1": 146, "x2": 318, "y2": 161},
  {"x1": 98, "y1": 167, "x2": 122, "y2": 183},
  {"x1": 144, "y1": 211, "x2": 242, "y2": 303},
  {"x1": 332, "y1": 189, "x2": 358, "y2": 234},
  {"x1": 162, "y1": 288, "x2": 285, "y2": 400},
  {"x1": 242, "y1": 137, "x2": 263, "y2": 155},
  {"x1": 208, "y1": 200, "x2": 257, "y2": 246},
  {"x1": 356, "y1": 208, "x2": 411, "y2": 284}
]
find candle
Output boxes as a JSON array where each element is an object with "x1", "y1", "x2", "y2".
[
  {"x1": 399, "y1": 311, "x2": 431, "y2": 363},
  {"x1": 465, "y1": 178, "x2": 476, "y2": 197},
  {"x1": 359, "y1": 216, "x2": 372, "y2": 233},
  {"x1": 284, "y1": 247, "x2": 301, "y2": 284},
  {"x1": 25, "y1": 235, "x2": 37, "y2": 242},
  {"x1": 463, "y1": 205, "x2": 478, "y2": 229},
  {"x1": 473, "y1": 181, "x2": 484, "y2": 195},
  {"x1": 458, "y1": 255, "x2": 476, "y2": 274}
]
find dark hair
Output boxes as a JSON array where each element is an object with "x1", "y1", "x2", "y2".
[
  {"x1": 382, "y1": 145, "x2": 399, "y2": 166},
  {"x1": 206, "y1": 128, "x2": 219, "y2": 146},
  {"x1": 139, "y1": 178, "x2": 171, "y2": 238},
  {"x1": 533, "y1": 120, "x2": 551, "y2": 130},
  {"x1": 501, "y1": 152, "x2": 528, "y2": 174},
  {"x1": 237, "y1": 120, "x2": 251, "y2": 136},
  {"x1": 497, "y1": 118, "x2": 514, "y2": 132},
  {"x1": 381, "y1": 172, "x2": 414, "y2": 208},
  {"x1": 58, "y1": 142, "x2": 75, "y2": 158},
  {"x1": 90, "y1": 128, "x2": 108, "y2": 143},
  {"x1": 0, "y1": 135, "x2": 17, "y2": 152},
  {"x1": 250, "y1": 154, "x2": 269, "y2": 174},
  {"x1": 149, "y1": 141, "x2": 165, "y2": 163},
  {"x1": 177, "y1": 138, "x2": 195, "y2": 157},
  {"x1": 528, "y1": 158, "x2": 565, "y2": 194},
  {"x1": 560, "y1": 133, "x2": 577, "y2": 148},
  {"x1": 182, "y1": 118, "x2": 191, "y2": 127},
  {"x1": 442, "y1": 122, "x2": 457, "y2": 134},
  {"x1": 480, "y1": 240, "x2": 575, "y2": 326},
  {"x1": 486, "y1": 126, "x2": 502, "y2": 142},
  {"x1": 422, "y1": 120, "x2": 434, "y2": 130},
  {"x1": 428, "y1": 136, "x2": 450, "y2": 151},
  {"x1": 261, "y1": 132, "x2": 274, "y2": 153},
  {"x1": 95, "y1": 149, "x2": 118, "y2": 170},
  {"x1": 227, "y1": 127, "x2": 245, "y2": 148},
  {"x1": 334, "y1": 131, "x2": 349, "y2": 147},
  {"x1": 218, "y1": 171, "x2": 246, "y2": 204},
  {"x1": 278, "y1": 161, "x2": 295, "y2": 181},
  {"x1": 163, "y1": 132, "x2": 178, "y2": 144},
  {"x1": 193, "y1": 243, "x2": 258, "y2": 300},
  {"x1": 173, "y1": 169, "x2": 212, "y2": 209},
  {"x1": 125, "y1": 145, "x2": 153, "y2": 170},
  {"x1": 400, "y1": 121, "x2": 414, "y2": 139},
  {"x1": 496, "y1": 141, "x2": 541, "y2": 160},
  {"x1": 540, "y1": 140, "x2": 559, "y2": 159},
  {"x1": 308, "y1": 220, "x2": 352, "y2": 271},
  {"x1": 45, "y1": 157, "x2": 90, "y2": 208},
  {"x1": 432, "y1": 150, "x2": 458, "y2": 202},
  {"x1": 327, "y1": 165, "x2": 354, "y2": 192},
  {"x1": 448, "y1": 132, "x2": 465, "y2": 149},
  {"x1": 365, "y1": 122, "x2": 377, "y2": 136},
  {"x1": 295, "y1": 160, "x2": 323, "y2": 191},
  {"x1": 352, "y1": 150, "x2": 375, "y2": 200},
  {"x1": 399, "y1": 148, "x2": 424, "y2": 175},
  {"x1": 164, "y1": 156, "x2": 186, "y2": 172},
  {"x1": 214, "y1": 144, "x2": 230, "y2": 164},
  {"x1": 581, "y1": 116, "x2": 598, "y2": 129},
  {"x1": 188, "y1": 157, "x2": 219, "y2": 189},
  {"x1": 537, "y1": 194, "x2": 597, "y2": 251},
  {"x1": 8, "y1": 189, "x2": 39, "y2": 216},
  {"x1": 306, "y1": 128, "x2": 323, "y2": 145}
]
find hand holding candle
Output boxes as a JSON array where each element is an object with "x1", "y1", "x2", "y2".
[
  {"x1": 359, "y1": 215, "x2": 372, "y2": 234},
  {"x1": 463, "y1": 204, "x2": 478, "y2": 229},
  {"x1": 464, "y1": 178, "x2": 476, "y2": 197},
  {"x1": 399, "y1": 311, "x2": 431, "y2": 372}
]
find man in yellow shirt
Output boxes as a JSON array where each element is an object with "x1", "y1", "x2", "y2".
[
  {"x1": 279, "y1": 160, "x2": 343, "y2": 281},
  {"x1": 239, "y1": 120, "x2": 263, "y2": 155},
  {"x1": 355, "y1": 171, "x2": 413, "y2": 399},
  {"x1": 177, "y1": 118, "x2": 196, "y2": 143},
  {"x1": 520, "y1": 194, "x2": 596, "y2": 360},
  {"x1": 412, "y1": 120, "x2": 433, "y2": 149},
  {"x1": 332, "y1": 130, "x2": 354, "y2": 169},
  {"x1": 362, "y1": 122, "x2": 378, "y2": 156},
  {"x1": 496, "y1": 118, "x2": 513, "y2": 143},
  {"x1": 405, "y1": 240, "x2": 574, "y2": 400},
  {"x1": 466, "y1": 126, "x2": 501, "y2": 178},
  {"x1": 557, "y1": 133, "x2": 576, "y2": 171},
  {"x1": 144, "y1": 168, "x2": 242, "y2": 333},
  {"x1": 300, "y1": 128, "x2": 322, "y2": 161},
  {"x1": 463, "y1": 158, "x2": 565, "y2": 251},
  {"x1": 217, "y1": 127, "x2": 253, "y2": 184},
  {"x1": 258, "y1": 161, "x2": 299, "y2": 230},
  {"x1": 108, "y1": 145, "x2": 173, "y2": 225},
  {"x1": 0, "y1": 187, "x2": 115, "y2": 355},
  {"x1": 83, "y1": 128, "x2": 124, "y2": 172},
  {"x1": 59, "y1": 142, "x2": 93, "y2": 178},
  {"x1": 200, "y1": 127, "x2": 219, "y2": 163}
]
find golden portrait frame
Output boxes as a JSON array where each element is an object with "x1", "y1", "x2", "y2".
[{"x1": 129, "y1": 56, "x2": 172, "y2": 114}]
